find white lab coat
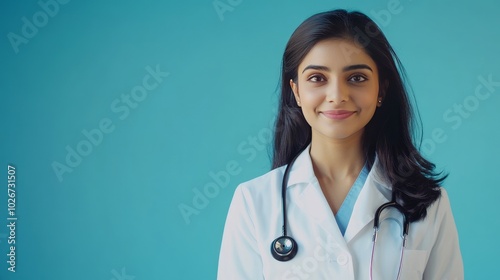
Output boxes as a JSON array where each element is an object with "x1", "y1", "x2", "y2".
[{"x1": 217, "y1": 145, "x2": 463, "y2": 280}]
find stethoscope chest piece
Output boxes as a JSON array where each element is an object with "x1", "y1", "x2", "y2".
[{"x1": 271, "y1": 236, "x2": 298, "y2": 261}]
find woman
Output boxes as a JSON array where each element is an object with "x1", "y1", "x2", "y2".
[{"x1": 218, "y1": 9, "x2": 463, "y2": 280}]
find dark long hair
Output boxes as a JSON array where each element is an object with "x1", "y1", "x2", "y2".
[{"x1": 272, "y1": 9, "x2": 445, "y2": 222}]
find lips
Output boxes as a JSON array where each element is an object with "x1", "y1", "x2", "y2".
[{"x1": 321, "y1": 110, "x2": 356, "y2": 120}]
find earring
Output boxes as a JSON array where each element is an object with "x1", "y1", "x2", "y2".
[{"x1": 377, "y1": 98, "x2": 382, "y2": 107}]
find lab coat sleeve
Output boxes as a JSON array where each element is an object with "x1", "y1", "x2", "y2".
[
  {"x1": 217, "y1": 185, "x2": 264, "y2": 280},
  {"x1": 423, "y1": 189, "x2": 464, "y2": 280}
]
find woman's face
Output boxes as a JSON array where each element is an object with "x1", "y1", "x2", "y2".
[{"x1": 290, "y1": 38, "x2": 381, "y2": 142}]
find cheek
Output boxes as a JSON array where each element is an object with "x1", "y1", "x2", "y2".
[
  {"x1": 352, "y1": 89, "x2": 378, "y2": 109},
  {"x1": 300, "y1": 91, "x2": 323, "y2": 109},
  {"x1": 299, "y1": 95, "x2": 322, "y2": 125},
  {"x1": 359, "y1": 98, "x2": 378, "y2": 111}
]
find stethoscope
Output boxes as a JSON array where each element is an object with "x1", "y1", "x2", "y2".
[{"x1": 270, "y1": 149, "x2": 410, "y2": 280}]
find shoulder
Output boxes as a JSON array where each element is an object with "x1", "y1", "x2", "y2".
[
  {"x1": 234, "y1": 165, "x2": 287, "y2": 200},
  {"x1": 419, "y1": 187, "x2": 458, "y2": 232},
  {"x1": 224, "y1": 165, "x2": 288, "y2": 230},
  {"x1": 427, "y1": 187, "x2": 453, "y2": 218}
]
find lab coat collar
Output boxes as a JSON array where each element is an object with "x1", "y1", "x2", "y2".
[
  {"x1": 286, "y1": 143, "x2": 392, "y2": 190},
  {"x1": 344, "y1": 156, "x2": 392, "y2": 242},
  {"x1": 287, "y1": 144, "x2": 343, "y2": 242},
  {"x1": 286, "y1": 144, "x2": 315, "y2": 187},
  {"x1": 285, "y1": 143, "x2": 393, "y2": 243}
]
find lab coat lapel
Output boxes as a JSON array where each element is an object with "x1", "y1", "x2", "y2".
[
  {"x1": 344, "y1": 158, "x2": 391, "y2": 243},
  {"x1": 287, "y1": 144, "x2": 345, "y2": 242},
  {"x1": 293, "y1": 178, "x2": 345, "y2": 241}
]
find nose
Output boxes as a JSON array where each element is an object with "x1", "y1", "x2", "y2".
[{"x1": 325, "y1": 79, "x2": 349, "y2": 104}]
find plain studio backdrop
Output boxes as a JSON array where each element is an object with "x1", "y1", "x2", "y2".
[{"x1": 0, "y1": 0, "x2": 498, "y2": 279}]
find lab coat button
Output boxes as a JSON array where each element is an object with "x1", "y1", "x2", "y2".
[{"x1": 337, "y1": 254, "x2": 349, "y2": 265}]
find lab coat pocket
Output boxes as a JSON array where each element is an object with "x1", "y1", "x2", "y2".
[{"x1": 399, "y1": 250, "x2": 429, "y2": 280}]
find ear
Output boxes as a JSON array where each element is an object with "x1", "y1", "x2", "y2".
[
  {"x1": 377, "y1": 80, "x2": 389, "y2": 107},
  {"x1": 290, "y1": 79, "x2": 301, "y2": 106}
]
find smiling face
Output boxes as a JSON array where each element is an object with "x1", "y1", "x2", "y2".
[{"x1": 290, "y1": 38, "x2": 382, "y2": 142}]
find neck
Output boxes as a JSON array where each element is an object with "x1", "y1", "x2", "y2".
[{"x1": 309, "y1": 130, "x2": 365, "y2": 182}]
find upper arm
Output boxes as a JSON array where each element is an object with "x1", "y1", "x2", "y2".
[
  {"x1": 423, "y1": 189, "x2": 464, "y2": 280},
  {"x1": 217, "y1": 186, "x2": 264, "y2": 280}
]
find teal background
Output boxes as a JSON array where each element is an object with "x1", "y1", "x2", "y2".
[{"x1": 0, "y1": 0, "x2": 499, "y2": 279}]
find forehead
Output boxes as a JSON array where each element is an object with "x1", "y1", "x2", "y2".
[{"x1": 298, "y1": 38, "x2": 378, "y2": 72}]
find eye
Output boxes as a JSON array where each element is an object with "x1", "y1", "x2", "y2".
[
  {"x1": 348, "y1": 74, "x2": 368, "y2": 83},
  {"x1": 307, "y1": 74, "x2": 326, "y2": 83}
]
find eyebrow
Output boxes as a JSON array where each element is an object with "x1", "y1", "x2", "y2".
[
  {"x1": 301, "y1": 64, "x2": 373, "y2": 73},
  {"x1": 343, "y1": 64, "x2": 373, "y2": 72}
]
